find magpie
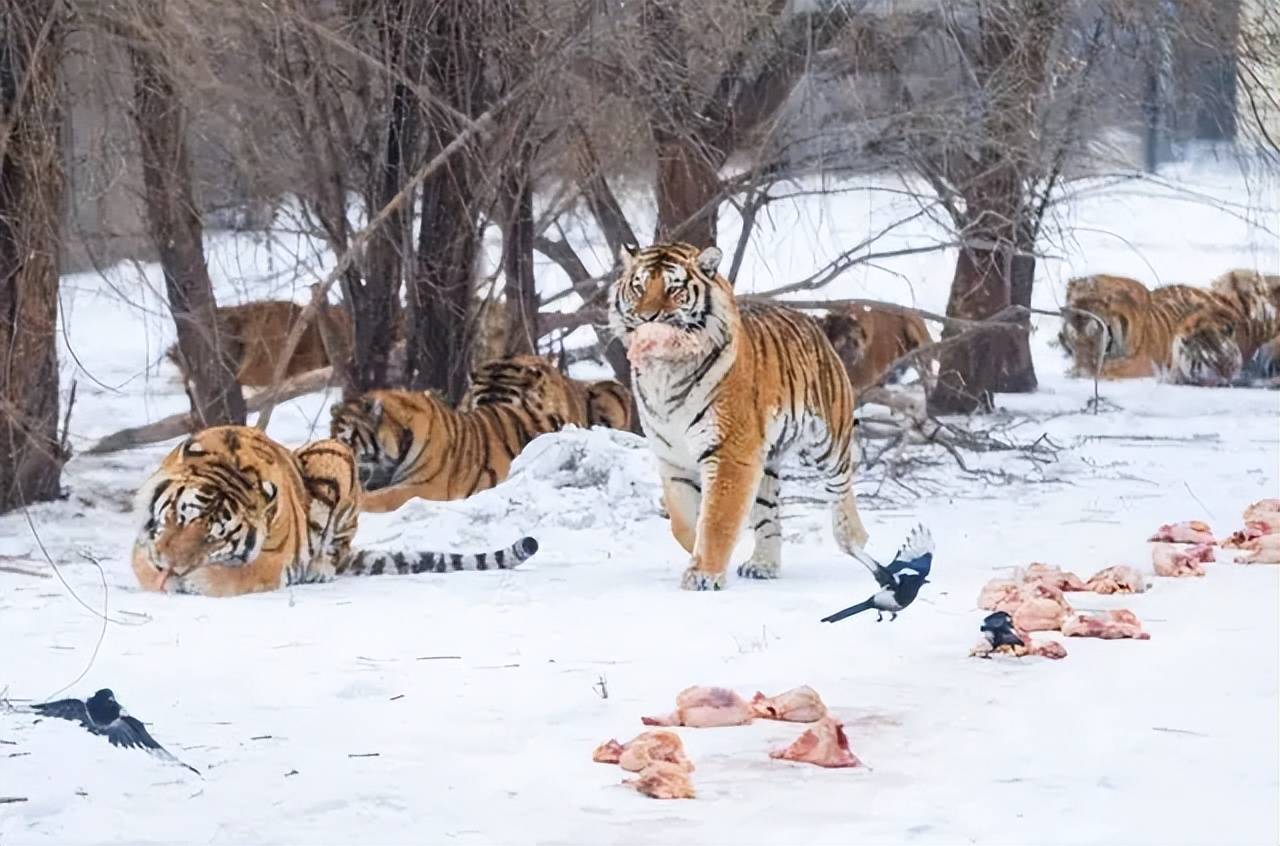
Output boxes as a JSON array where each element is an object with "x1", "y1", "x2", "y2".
[
  {"x1": 31, "y1": 689, "x2": 199, "y2": 775},
  {"x1": 821, "y1": 525, "x2": 934, "y2": 623},
  {"x1": 979, "y1": 611, "x2": 1024, "y2": 650}
]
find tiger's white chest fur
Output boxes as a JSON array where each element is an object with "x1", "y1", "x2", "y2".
[{"x1": 630, "y1": 343, "x2": 735, "y2": 470}]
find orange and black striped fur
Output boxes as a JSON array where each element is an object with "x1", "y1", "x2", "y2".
[
  {"x1": 330, "y1": 357, "x2": 630, "y2": 512},
  {"x1": 131, "y1": 426, "x2": 537, "y2": 597},
  {"x1": 819, "y1": 304, "x2": 933, "y2": 390},
  {"x1": 1059, "y1": 274, "x2": 1157, "y2": 378},
  {"x1": 610, "y1": 242, "x2": 868, "y2": 591},
  {"x1": 1169, "y1": 269, "x2": 1280, "y2": 386},
  {"x1": 165, "y1": 300, "x2": 355, "y2": 389}
]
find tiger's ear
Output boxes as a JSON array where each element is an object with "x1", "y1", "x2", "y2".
[
  {"x1": 619, "y1": 243, "x2": 639, "y2": 270},
  {"x1": 695, "y1": 246, "x2": 723, "y2": 277}
]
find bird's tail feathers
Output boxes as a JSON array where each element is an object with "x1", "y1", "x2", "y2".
[{"x1": 821, "y1": 598, "x2": 875, "y2": 623}]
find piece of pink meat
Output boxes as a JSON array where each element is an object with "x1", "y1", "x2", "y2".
[
  {"x1": 750, "y1": 686, "x2": 828, "y2": 723},
  {"x1": 1148, "y1": 520, "x2": 1216, "y2": 544},
  {"x1": 991, "y1": 582, "x2": 1072, "y2": 632},
  {"x1": 623, "y1": 761, "x2": 696, "y2": 799},
  {"x1": 1020, "y1": 563, "x2": 1088, "y2": 592},
  {"x1": 1235, "y1": 533, "x2": 1280, "y2": 564},
  {"x1": 642, "y1": 686, "x2": 755, "y2": 728},
  {"x1": 593, "y1": 730, "x2": 694, "y2": 773},
  {"x1": 1151, "y1": 542, "x2": 1213, "y2": 577},
  {"x1": 1084, "y1": 565, "x2": 1146, "y2": 595},
  {"x1": 1062, "y1": 609, "x2": 1150, "y2": 640},
  {"x1": 769, "y1": 716, "x2": 863, "y2": 768}
]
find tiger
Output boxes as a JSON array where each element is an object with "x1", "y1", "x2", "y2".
[
  {"x1": 1059, "y1": 274, "x2": 1155, "y2": 378},
  {"x1": 1169, "y1": 269, "x2": 1280, "y2": 386},
  {"x1": 819, "y1": 304, "x2": 933, "y2": 391},
  {"x1": 131, "y1": 426, "x2": 539, "y2": 598},
  {"x1": 165, "y1": 300, "x2": 354, "y2": 388},
  {"x1": 329, "y1": 357, "x2": 631, "y2": 512},
  {"x1": 610, "y1": 241, "x2": 869, "y2": 592}
]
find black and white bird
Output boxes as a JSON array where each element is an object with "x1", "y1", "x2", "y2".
[
  {"x1": 31, "y1": 688, "x2": 199, "y2": 775},
  {"x1": 979, "y1": 611, "x2": 1024, "y2": 650},
  {"x1": 821, "y1": 524, "x2": 934, "y2": 623}
]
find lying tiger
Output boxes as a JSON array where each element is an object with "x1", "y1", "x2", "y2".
[
  {"x1": 611, "y1": 241, "x2": 869, "y2": 591},
  {"x1": 166, "y1": 300, "x2": 358, "y2": 389},
  {"x1": 819, "y1": 304, "x2": 933, "y2": 391},
  {"x1": 1059, "y1": 274, "x2": 1156, "y2": 378},
  {"x1": 330, "y1": 355, "x2": 631, "y2": 512},
  {"x1": 132, "y1": 426, "x2": 538, "y2": 597},
  {"x1": 1169, "y1": 269, "x2": 1280, "y2": 386}
]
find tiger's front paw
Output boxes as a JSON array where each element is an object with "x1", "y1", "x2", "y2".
[
  {"x1": 680, "y1": 566, "x2": 726, "y2": 591},
  {"x1": 737, "y1": 559, "x2": 779, "y2": 580}
]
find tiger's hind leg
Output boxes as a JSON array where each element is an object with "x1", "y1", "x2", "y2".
[{"x1": 737, "y1": 465, "x2": 782, "y2": 580}]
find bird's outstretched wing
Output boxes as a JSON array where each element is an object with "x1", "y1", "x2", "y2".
[
  {"x1": 110, "y1": 716, "x2": 202, "y2": 776},
  {"x1": 31, "y1": 698, "x2": 93, "y2": 729},
  {"x1": 105, "y1": 715, "x2": 163, "y2": 752},
  {"x1": 820, "y1": 596, "x2": 876, "y2": 623},
  {"x1": 848, "y1": 546, "x2": 896, "y2": 589},
  {"x1": 886, "y1": 524, "x2": 934, "y2": 578}
]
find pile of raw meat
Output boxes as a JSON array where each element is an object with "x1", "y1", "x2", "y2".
[
  {"x1": 593, "y1": 685, "x2": 860, "y2": 800},
  {"x1": 970, "y1": 499, "x2": 1280, "y2": 660}
]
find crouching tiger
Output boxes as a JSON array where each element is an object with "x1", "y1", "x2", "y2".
[
  {"x1": 611, "y1": 241, "x2": 869, "y2": 591},
  {"x1": 131, "y1": 426, "x2": 538, "y2": 597},
  {"x1": 330, "y1": 356, "x2": 631, "y2": 512}
]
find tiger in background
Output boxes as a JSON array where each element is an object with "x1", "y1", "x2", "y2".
[
  {"x1": 165, "y1": 300, "x2": 356, "y2": 389},
  {"x1": 1059, "y1": 274, "x2": 1156, "y2": 378},
  {"x1": 330, "y1": 356, "x2": 631, "y2": 512},
  {"x1": 610, "y1": 241, "x2": 869, "y2": 592},
  {"x1": 131, "y1": 426, "x2": 538, "y2": 598},
  {"x1": 1169, "y1": 268, "x2": 1280, "y2": 386},
  {"x1": 819, "y1": 304, "x2": 933, "y2": 391}
]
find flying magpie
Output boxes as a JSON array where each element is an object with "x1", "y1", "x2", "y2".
[
  {"x1": 821, "y1": 525, "x2": 934, "y2": 623},
  {"x1": 979, "y1": 611, "x2": 1024, "y2": 650},
  {"x1": 31, "y1": 688, "x2": 199, "y2": 775}
]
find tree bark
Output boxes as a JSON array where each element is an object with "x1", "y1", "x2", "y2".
[
  {"x1": 0, "y1": 0, "x2": 66, "y2": 512},
  {"x1": 500, "y1": 139, "x2": 538, "y2": 356},
  {"x1": 404, "y1": 0, "x2": 487, "y2": 402},
  {"x1": 354, "y1": 1, "x2": 417, "y2": 393},
  {"x1": 929, "y1": 247, "x2": 1033, "y2": 413},
  {"x1": 128, "y1": 8, "x2": 245, "y2": 427}
]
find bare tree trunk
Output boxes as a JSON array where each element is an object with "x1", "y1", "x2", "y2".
[
  {"x1": 128, "y1": 7, "x2": 245, "y2": 427},
  {"x1": 500, "y1": 139, "x2": 538, "y2": 356},
  {"x1": 354, "y1": 2, "x2": 417, "y2": 392},
  {"x1": 930, "y1": 247, "x2": 1031, "y2": 413},
  {"x1": 404, "y1": 0, "x2": 487, "y2": 402},
  {"x1": 0, "y1": 0, "x2": 66, "y2": 512},
  {"x1": 653, "y1": 136, "x2": 720, "y2": 247}
]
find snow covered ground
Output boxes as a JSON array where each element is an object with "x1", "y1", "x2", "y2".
[{"x1": 1, "y1": 155, "x2": 1278, "y2": 844}]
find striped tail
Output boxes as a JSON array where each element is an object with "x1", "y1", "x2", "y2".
[{"x1": 338, "y1": 536, "x2": 539, "y2": 576}]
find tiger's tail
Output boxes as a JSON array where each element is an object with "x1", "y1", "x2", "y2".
[{"x1": 336, "y1": 536, "x2": 539, "y2": 576}]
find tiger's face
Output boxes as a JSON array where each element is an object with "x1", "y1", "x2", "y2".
[
  {"x1": 135, "y1": 434, "x2": 278, "y2": 589},
  {"x1": 820, "y1": 312, "x2": 870, "y2": 368},
  {"x1": 610, "y1": 242, "x2": 735, "y2": 365},
  {"x1": 1171, "y1": 311, "x2": 1244, "y2": 387},
  {"x1": 1061, "y1": 297, "x2": 1130, "y2": 362},
  {"x1": 330, "y1": 394, "x2": 418, "y2": 491}
]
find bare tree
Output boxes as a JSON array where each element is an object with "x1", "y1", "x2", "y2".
[
  {"x1": 0, "y1": 0, "x2": 67, "y2": 512},
  {"x1": 120, "y1": 0, "x2": 246, "y2": 425}
]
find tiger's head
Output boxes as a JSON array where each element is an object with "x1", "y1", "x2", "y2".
[
  {"x1": 134, "y1": 427, "x2": 283, "y2": 590},
  {"x1": 1170, "y1": 309, "x2": 1244, "y2": 387},
  {"x1": 1060, "y1": 295, "x2": 1133, "y2": 365},
  {"x1": 820, "y1": 310, "x2": 870, "y2": 370},
  {"x1": 330, "y1": 390, "x2": 438, "y2": 491},
  {"x1": 609, "y1": 242, "x2": 738, "y2": 367}
]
